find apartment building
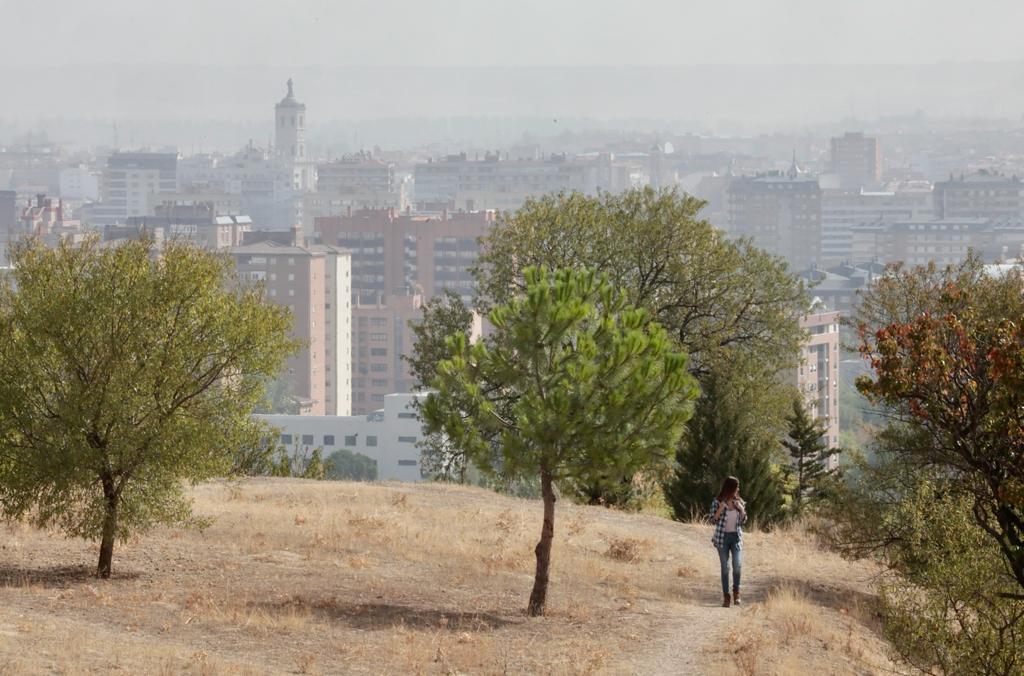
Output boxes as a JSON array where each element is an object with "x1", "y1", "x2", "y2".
[
  {"x1": 93, "y1": 152, "x2": 178, "y2": 225},
  {"x1": 726, "y1": 167, "x2": 822, "y2": 269},
  {"x1": 829, "y1": 132, "x2": 882, "y2": 189},
  {"x1": 850, "y1": 217, "x2": 1024, "y2": 267},
  {"x1": 413, "y1": 152, "x2": 598, "y2": 212},
  {"x1": 820, "y1": 187, "x2": 931, "y2": 265},
  {"x1": 314, "y1": 207, "x2": 492, "y2": 412},
  {"x1": 934, "y1": 170, "x2": 1023, "y2": 220},
  {"x1": 790, "y1": 310, "x2": 841, "y2": 470},
  {"x1": 230, "y1": 241, "x2": 352, "y2": 416}
]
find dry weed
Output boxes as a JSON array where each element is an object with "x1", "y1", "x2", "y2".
[{"x1": 604, "y1": 537, "x2": 649, "y2": 563}]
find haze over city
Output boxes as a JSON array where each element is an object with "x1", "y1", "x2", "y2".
[
  {"x1": 3, "y1": 0, "x2": 1024, "y2": 148},
  {"x1": 1, "y1": 2, "x2": 1023, "y2": 673}
]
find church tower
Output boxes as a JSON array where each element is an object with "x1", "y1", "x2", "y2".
[{"x1": 274, "y1": 78, "x2": 306, "y2": 160}]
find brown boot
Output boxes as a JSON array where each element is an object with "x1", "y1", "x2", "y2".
[
  {"x1": 733, "y1": 589, "x2": 741, "y2": 606},
  {"x1": 722, "y1": 593, "x2": 731, "y2": 608}
]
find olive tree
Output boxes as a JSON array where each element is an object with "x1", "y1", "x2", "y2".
[
  {"x1": 423, "y1": 267, "x2": 698, "y2": 615},
  {"x1": 0, "y1": 237, "x2": 297, "y2": 578}
]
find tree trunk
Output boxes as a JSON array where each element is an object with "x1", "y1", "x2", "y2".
[
  {"x1": 97, "y1": 482, "x2": 118, "y2": 579},
  {"x1": 527, "y1": 469, "x2": 556, "y2": 616}
]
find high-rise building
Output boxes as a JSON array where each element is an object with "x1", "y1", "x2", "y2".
[
  {"x1": 93, "y1": 152, "x2": 178, "y2": 225},
  {"x1": 230, "y1": 241, "x2": 352, "y2": 416},
  {"x1": 726, "y1": 164, "x2": 822, "y2": 269},
  {"x1": 791, "y1": 310, "x2": 840, "y2": 470},
  {"x1": 933, "y1": 170, "x2": 1023, "y2": 220},
  {"x1": 829, "y1": 132, "x2": 882, "y2": 189},
  {"x1": 315, "y1": 207, "x2": 494, "y2": 305},
  {"x1": 352, "y1": 292, "x2": 421, "y2": 413},
  {"x1": 314, "y1": 207, "x2": 493, "y2": 412}
]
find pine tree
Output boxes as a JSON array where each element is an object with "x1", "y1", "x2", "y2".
[
  {"x1": 781, "y1": 398, "x2": 833, "y2": 513},
  {"x1": 424, "y1": 267, "x2": 698, "y2": 616},
  {"x1": 664, "y1": 373, "x2": 787, "y2": 526}
]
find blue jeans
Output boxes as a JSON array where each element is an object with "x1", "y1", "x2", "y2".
[{"x1": 717, "y1": 532, "x2": 741, "y2": 596}]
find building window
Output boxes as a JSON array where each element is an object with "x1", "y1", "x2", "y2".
[
  {"x1": 366, "y1": 436, "x2": 378, "y2": 447},
  {"x1": 397, "y1": 412, "x2": 417, "y2": 419},
  {"x1": 344, "y1": 435, "x2": 357, "y2": 446},
  {"x1": 289, "y1": 289, "x2": 295, "y2": 297},
  {"x1": 398, "y1": 436, "x2": 417, "y2": 443},
  {"x1": 280, "y1": 434, "x2": 292, "y2": 445},
  {"x1": 398, "y1": 459, "x2": 417, "y2": 466},
  {"x1": 288, "y1": 258, "x2": 295, "y2": 265},
  {"x1": 370, "y1": 348, "x2": 387, "y2": 357},
  {"x1": 371, "y1": 364, "x2": 387, "y2": 372},
  {"x1": 288, "y1": 273, "x2": 295, "y2": 281},
  {"x1": 323, "y1": 435, "x2": 335, "y2": 446},
  {"x1": 302, "y1": 434, "x2": 314, "y2": 445}
]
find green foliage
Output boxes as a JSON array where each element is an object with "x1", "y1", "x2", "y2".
[
  {"x1": 325, "y1": 449, "x2": 378, "y2": 482},
  {"x1": 476, "y1": 188, "x2": 807, "y2": 379},
  {"x1": 825, "y1": 441, "x2": 1024, "y2": 675},
  {"x1": 0, "y1": 236, "x2": 298, "y2": 577},
  {"x1": 407, "y1": 289, "x2": 476, "y2": 390},
  {"x1": 855, "y1": 254, "x2": 1024, "y2": 594},
  {"x1": 468, "y1": 188, "x2": 807, "y2": 504},
  {"x1": 302, "y1": 448, "x2": 326, "y2": 480},
  {"x1": 253, "y1": 373, "x2": 301, "y2": 414},
  {"x1": 781, "y1": 398, "x2": 836, "y2": 513},
  {"x1": 406, "y1": 290, "x2": 476, "y2": 482},
  {"x1": 664, "y1": 371, "x2": 788, "y2": 526},
  {"x1": 231, "y1": 425, "x2": 283, "y2": 476},
  {"x1": 423, "y1": 267, "x2": 699, "y2": 615},
  {"x1": 426, "y1": 266, "x2": 698, "y2": 486}
]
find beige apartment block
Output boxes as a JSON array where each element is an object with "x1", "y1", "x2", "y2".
[{"x1": 231, "y1": 241, "x2": 352, "y2": 416}]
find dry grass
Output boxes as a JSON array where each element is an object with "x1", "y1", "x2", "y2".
[{"x1": 0, "y1": 478, "x2": 894, "y2": 674}]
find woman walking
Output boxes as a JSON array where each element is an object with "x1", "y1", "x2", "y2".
[{"x1": 709, "y1": 476, "x2": 746, "y2": 607}]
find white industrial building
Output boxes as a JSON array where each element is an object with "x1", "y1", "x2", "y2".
[{"x1": 255, "y1": 393, "x2": 427, "y2": 482}]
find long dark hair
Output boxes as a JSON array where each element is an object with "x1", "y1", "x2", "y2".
[{"x1": 717, "y1": 476, "x2": 739, "y2": 501}]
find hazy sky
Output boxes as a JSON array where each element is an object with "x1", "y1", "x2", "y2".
[{"x1": 6, "y1": 0, "x2": 1024, "y2": 67}]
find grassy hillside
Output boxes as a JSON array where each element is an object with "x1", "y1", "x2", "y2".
[{"x1": 0, "y1": 479, "x2": 893, "y2": 674}]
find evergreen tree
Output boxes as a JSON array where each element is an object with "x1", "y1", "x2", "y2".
[
  {"x1": 424, "y1": 267, "x2": 698, "y2": 616},
  {"x1": 781, "y1": 398, "x2": 833, "y2": 512},
  {"x1": 664, "y1": 373, "x2": 787, "y2": 526}
]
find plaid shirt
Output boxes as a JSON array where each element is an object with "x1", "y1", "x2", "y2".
[{"x1": 709, "y1": 498, "x2": 746, "y2": 549}]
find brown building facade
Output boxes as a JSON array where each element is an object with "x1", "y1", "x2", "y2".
[{"x1": 315, "y1": 207, "x2": 493, "y2": 412}]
